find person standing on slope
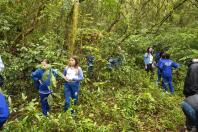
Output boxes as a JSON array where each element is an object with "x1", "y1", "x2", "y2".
[
  {"x1": 144, "y1": 47, "x2": 154, "y2": 78},
  {"x1": 63, "y1": 56, "x2": 84, "y2": 113},
  {"x1": 159, "y1": 54, "x2": 179, "y2": 93}
]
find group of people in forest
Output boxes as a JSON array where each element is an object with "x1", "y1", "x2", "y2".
[
  {"x1": 86, "y1": 46, "x2": 125, "y2": 78},
  {"x1": 144, "y1": 47, "x2": 179, "y2": 94},
  {"x1": 1, "y1": 46, "x2": 198, "y2": 131},
  {"x1": 0, "y1": 56, "x2": 84, "y2": 129},
  {"x1": 144, "y1": 47, "x2": 198, "y2": 131},
  {"x1": 31, "y1": 56, "x2": 84, "y2": 116}
]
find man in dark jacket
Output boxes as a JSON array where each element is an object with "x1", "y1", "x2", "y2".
[
  {"x1": 181, "y1": 94, "x2": 198, "y2": 131},
  {"x1": 182, "y1": 59, "x2": 198, "y2": 131},
  {"x1": 183, "y1": 59, "x2": 198, "y2": 97}
]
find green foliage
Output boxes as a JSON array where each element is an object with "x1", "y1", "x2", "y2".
[{"x1": 1, "y1": 0, "x2": 198, "y2": 131}]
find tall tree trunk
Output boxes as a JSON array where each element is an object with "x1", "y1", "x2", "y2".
[{"x1": 64, "y1": 0, "x2": 80, "y2": 56}]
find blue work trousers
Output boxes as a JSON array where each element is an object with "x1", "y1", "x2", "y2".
[{"x1": 64, "y1": 82, "x2": 80, "y2": 112}]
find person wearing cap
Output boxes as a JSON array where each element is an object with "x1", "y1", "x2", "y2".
[{"x1": 144, "y1": 47, "x2": 154, "y2": 78}]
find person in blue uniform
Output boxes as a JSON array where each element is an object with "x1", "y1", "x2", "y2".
[
  {"x1": 0, "y1": 93, "x2": 9, "y2": 128},
  {"x1": 159, "y1": 54, "x2": 179, "y2": 93},
  {"x1": 31, "y1": 59, "x2": 57, "y2": 116}
]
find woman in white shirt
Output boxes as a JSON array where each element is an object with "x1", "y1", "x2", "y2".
[
  {"x1": 144, "y1": 47, "x2": 154, "y2": 77},
  {"x1": 63, "y1": 56, "x2": 84, "y2": 112}
]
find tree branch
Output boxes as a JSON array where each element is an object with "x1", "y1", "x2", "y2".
[
  {"x1": 12, "y1": 3, "x2": 45, "y2": 45},
  {"x1": 107, "y1": 14, "x2": 121, "y2": 32},
  {"x1": 153, "y1": 0, "x2": 188, "y2": 33}
]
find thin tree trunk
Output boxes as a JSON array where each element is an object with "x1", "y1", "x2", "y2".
[{"x1": 64, "y1": 0, "x2": 80, "y2": 56}]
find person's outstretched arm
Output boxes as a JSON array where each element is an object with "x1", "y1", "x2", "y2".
[
  {"x1": 31, "y1": 69, "x2": 42, "y2": 81},
  {"x1": 172, "y1": 62, "x2": 180, "y2": 69}
]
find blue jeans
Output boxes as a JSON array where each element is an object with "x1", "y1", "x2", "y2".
[
  {"x1": 40, "y1": 93, "x2": 50, "y2": 116},
  {"x1": 64, "y1": 82, "x2": 80, "y2": 112},
  {"x1": 0, "y1": 117, "x2": 7, "y2": 128},
  {"x1": 181, "y1": 101, "x2": 198, "y2": 129},
  {"x1": 162, "y1": 76, "x2": 174, "y2": 93}
]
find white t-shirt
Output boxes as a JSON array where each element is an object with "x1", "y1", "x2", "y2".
[
  {"x1": 66, "y1": 67, "x2": 78, "y2": 80},
  {"x1": 144, "y1": 53, "x2": 153, "y2": 65}
]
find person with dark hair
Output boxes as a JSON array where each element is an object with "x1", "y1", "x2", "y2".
[
  {"x1": 31, "y1": 59, "x2": 59, "y2": 116},
  {"x1": 182, "y1": 59, "x2": 198, "y2": 131},
  {"x1": 31, "y1": 60, "x2": 49, "y2": 91},
  {"x1": 63, "y1": 56, "x2": 84, "y2": 112},
  {"x1": 144, "y1": 47, "x2": 154, "y2": 77},
  {"x1": 159, "y1": 53, "x2": 179, "y2": 93},
  {"x1": 0, "y1": 92, "x2": 9, "y2": 129}
]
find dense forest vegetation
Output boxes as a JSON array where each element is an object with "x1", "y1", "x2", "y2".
[{"x1": 0, "y1": 0, "x2": 198, "y2": 131}]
